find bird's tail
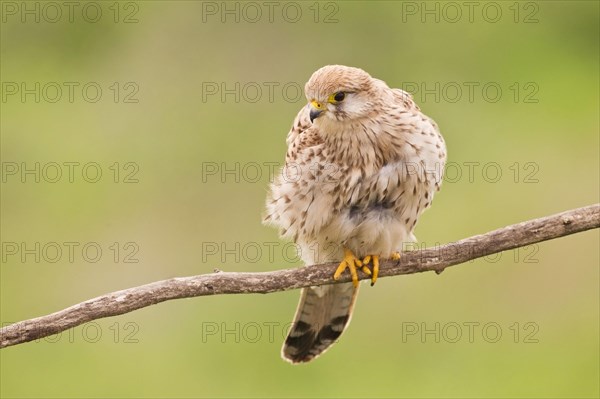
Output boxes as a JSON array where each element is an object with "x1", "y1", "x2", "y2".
[{"x1": 282, "y1": 282, "x2": 358, "y2": 363}]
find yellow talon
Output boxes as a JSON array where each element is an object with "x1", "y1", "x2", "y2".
[
  {"x1": 334, "y1": 248, "x2": 363, "y2": 287},
  {"x1": 334, "y1": 251, "x2": 397, "y2": 287},
  {"x1": 371, "y1": 256, "x2": 379, "y2": 286},
  {"x1": 362, "y1": 255, "x2": 380, "y2": 286},
  {"x1": 360, "y1": 255, "x2": 372, "y2": 275}
]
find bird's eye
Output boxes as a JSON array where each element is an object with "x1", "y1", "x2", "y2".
[{"x1": 333, "y1": 92, "x2": 345, "y2": 102}]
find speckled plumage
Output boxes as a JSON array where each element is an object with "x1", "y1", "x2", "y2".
[{"x1": 264, "y1": 65, "x2": 446, "y2": 363}]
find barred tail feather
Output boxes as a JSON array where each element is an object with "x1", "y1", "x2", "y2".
[{"x1": 282, "y1": 283, "x2": 358, "y2": 363}]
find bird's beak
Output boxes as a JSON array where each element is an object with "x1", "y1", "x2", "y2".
[{"x1": 309, "y1": 100, "x2": 325, "y2": 122}]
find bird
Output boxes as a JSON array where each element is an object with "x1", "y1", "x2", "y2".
[{"x1": 263, "y1": 65, "x2": 446, "y2": 363}]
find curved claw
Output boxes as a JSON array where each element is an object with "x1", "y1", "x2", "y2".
[
  {"x1": 371, "y1": 256, "x2": 379, "y2": 286},
  {"x1": 333, "y1": 248, "x2": 363, "y2": 287},
  {"x1": 362, "y1": 255, "x2": 380, "y2": 286}
]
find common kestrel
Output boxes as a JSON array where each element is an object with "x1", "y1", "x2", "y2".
[{"x1": 264, "y1": 65, "x2": 446, "y2": 363}]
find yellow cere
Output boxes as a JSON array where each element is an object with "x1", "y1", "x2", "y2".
[{"x1": 310, "y1": 99, "x2": 323, "y2": 109}]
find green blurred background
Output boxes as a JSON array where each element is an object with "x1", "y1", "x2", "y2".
[{"x1": 1, "y1": 1, "x2": 598, "y2": 398}]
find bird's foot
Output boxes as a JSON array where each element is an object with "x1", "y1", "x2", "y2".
[
  {"x1": 362, "y1": 252, "x2": 401, "y2": 286},
  {"x1": 333, "y1": 248, "x2": 365, "y2": 288},
  {"x1": 362, "y1": 255, "x2": 380, "y2": 286}
]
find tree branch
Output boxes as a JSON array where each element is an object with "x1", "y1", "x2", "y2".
[{"x1": 1, "y1": 204, "x2": 598, "y2": 349}]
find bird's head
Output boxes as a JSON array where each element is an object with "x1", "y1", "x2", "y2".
[{"x1": 304, "y1": 65, "x2": 381, "y2": 124}]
